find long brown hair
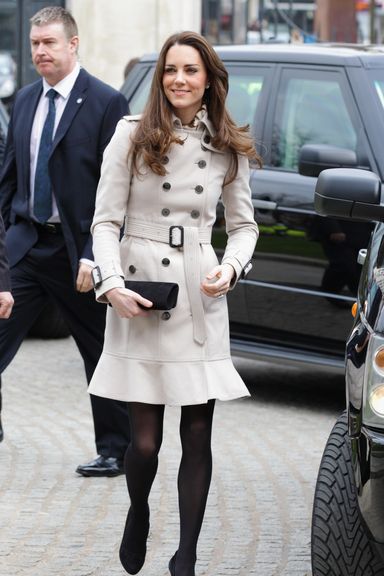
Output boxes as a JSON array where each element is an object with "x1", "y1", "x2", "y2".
[{"x1": 130, "y1": 31, "x2": 261, "y2": 184}]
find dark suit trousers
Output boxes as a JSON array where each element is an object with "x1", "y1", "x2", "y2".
[{"x1": 0, "y1": 227, "x2": 130, "y2": 459}]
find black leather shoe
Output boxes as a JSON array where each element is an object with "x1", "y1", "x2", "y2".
[
  {"x1": 0, "y1": 417, "x2": 3, "y2": 443},
  {"x1": 75, "y1": 455, "x2": 124, "y2": 477}
]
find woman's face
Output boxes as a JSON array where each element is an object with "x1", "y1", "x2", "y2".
[{"x1": 162, "y1": 44, "x2": 208, "y2": 125}]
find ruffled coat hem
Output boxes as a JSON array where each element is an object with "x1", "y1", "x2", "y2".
[{"x1": 88, "y1": 354, "x2": 250, "y2": 406}]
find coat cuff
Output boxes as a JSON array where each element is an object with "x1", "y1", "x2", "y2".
[
  {"x1": 222, "y1": 255, "x2": 253, "y2": 289},
  {"x1": 93, "y1": 261, "x2": 125, "y2": 303},
  {"x1": 95, "y1": 275, "x2": 125, "y2": 303}
]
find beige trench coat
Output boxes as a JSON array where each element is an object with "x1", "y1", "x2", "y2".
[{"x1": 88, "y1": 112, "x2": 259, "y2": 406}]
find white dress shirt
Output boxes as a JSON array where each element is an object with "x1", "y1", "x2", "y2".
[
  {"x1": 29, "y1": 63, "x2": 93, "y2": 268},
  {"x1": 29, "y1": 62, "x2": 81, "y2": 223}
]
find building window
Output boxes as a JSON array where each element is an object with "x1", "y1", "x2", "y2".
[{"x1": 202, "y1": 0, "x2": 249, "y2": 44}]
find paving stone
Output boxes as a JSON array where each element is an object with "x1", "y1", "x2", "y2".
[{"x1": 0, "y1": 337, "x2": 341, "y2": 575}]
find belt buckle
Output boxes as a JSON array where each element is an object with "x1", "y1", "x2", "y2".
[
  {"x1": 169, "y1": 225, "x2": 184, "y2": 248},
  {"x1": 45, "y1": 223, "x2": 57, "y2": 233}
]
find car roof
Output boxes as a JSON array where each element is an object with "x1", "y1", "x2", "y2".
[{"x1": 139, "y1": 43, "x2": 384, "y2": 68}]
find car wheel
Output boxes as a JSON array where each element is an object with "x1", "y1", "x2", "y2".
[
  {"x1": 28, "y1": 300, "x2": 70, "y2": 339},
  {"x1": 311, "y1": 411, "x2": 384, "y2": 576}
]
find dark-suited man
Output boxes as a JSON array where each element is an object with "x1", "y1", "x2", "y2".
[{"x1": 0, "y1": 6, "x2": 130, "y2": 476}]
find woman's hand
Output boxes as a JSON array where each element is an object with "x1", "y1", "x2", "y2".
[
  {"x1": 105, "y1": 287, "x2": 153, "y2": 318},
  {"x1": 201, "y1": 263, "x2": 235, "y2": 298}
]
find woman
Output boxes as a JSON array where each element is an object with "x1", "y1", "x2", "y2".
[{"x1": 89, "y1": 31, "x2": 260, "y2": 576}]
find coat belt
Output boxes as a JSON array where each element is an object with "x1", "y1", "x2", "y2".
[{"x1": 124, "y1": 218, "x2": 212, "y2": 345}]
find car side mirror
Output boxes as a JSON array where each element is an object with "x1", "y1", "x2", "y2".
[
  {"x1": 299, "y1": 144, "x2": 358, "y2": 177},
  {"x1": 315, "y1": 168, "x2": 384, "y2": 221}
]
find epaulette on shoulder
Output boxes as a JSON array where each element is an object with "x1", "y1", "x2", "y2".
[{"x1": 124, "y1": 114, "x2": 142, "y2": 122}]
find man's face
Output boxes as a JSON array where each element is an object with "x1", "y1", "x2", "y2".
[{"x1": 30, "y1": 22, "x2": 78, "y2": 85}]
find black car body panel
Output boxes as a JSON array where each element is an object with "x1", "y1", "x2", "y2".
[
  {"x1": 121, "y1": 44, "x2": 384, "y2": 368},
  {"x1": 351, "y1": 428, "x2": 384, "y2": 549}
]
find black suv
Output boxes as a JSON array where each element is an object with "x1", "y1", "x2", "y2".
[
  {"x1": 311, "y1": 168, "x2": 384, "y2": 575},
  {"x1": 121, "y1": 44, "x2": 384, "y2": 369}
]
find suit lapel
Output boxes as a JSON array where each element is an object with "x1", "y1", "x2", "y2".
[
  {"x1": 51, "y1": 68, "x2": 89, "y2": 150},
  {"x1": 22, "y1": 82, "x2": 43, "y2": 189}
]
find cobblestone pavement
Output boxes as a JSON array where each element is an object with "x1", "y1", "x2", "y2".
[{"x1": 0, "y1": 337, "x2": 345, "y2": 576}]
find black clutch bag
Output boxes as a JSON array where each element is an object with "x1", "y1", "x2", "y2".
[{"x1": 124, "y1": 280, "x2": 179, "y2": 310}]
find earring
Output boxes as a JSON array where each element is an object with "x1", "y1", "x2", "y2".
[{"x1": 206, "y1": 84, "x2": 210, "y2": 89}]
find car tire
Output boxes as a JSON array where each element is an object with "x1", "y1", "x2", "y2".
[
  {"x1": 311, "y1": 411, "x2": 384, "y2": 576},
  {"x1": 28, "y1": 300, "x2": 70, "y2": 339}
]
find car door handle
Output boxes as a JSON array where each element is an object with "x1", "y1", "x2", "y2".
[
  {"x1": 252, "y1": 199, "x2": 277, "y2": 210},
  {"x1": 357, "y1": 248, "x2": 367, "y2": 265}
]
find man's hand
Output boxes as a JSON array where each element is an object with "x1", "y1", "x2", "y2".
[
  {"x1": 0, "y1": 291, "x2": 14, "y2": 319},
  {"x1": 76, "y1": 262, "x2": 94, "y2": 292}
]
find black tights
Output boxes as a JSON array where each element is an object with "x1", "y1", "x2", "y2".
[{"x1": 124, "y1": 400, "x2": 215, "y2": 576}]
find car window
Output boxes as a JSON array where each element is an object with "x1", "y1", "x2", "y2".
[
  {"x1": 271, "y1": 69, "x2": 358, "y2": 171},
  {"x1": 374, "y1": 79, "x2": 384, "y2": 107},
  {"x1": 370, "y1": 71, "x2": 384, "y2": 114},
  {"x1": 129, "y1": 68, "x2": 154, "y2": 114},
  {"x1": 225, "y1": 67, "x2": 266, "y2": 127}
]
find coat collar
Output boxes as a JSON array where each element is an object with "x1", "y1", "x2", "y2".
[
  {"x1": 172, "y1": 106, "x2": 214, "y2": 133},
  {"x1": 172, "y1": 107, "x2": 224, "y2": 154},
  {"x1": 197, "y1": 108, "x2": 216, "y2": 138}
]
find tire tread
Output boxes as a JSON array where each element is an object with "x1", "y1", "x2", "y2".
[{"x1": 311, "y1": 411, "x2": 384, "y2": 576}]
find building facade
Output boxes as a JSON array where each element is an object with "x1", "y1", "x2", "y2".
[
  {"x1": 67, "y1": 0, "x2": 201, "y2": 89},
  {"x1": 3, "y1": 0, "x2": 378, "y2": 97}
]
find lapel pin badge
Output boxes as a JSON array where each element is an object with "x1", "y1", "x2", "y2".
[{"x1": 76, "y1": 98, "x2": 83, "y2": 104}]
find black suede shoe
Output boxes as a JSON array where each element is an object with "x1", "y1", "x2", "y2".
[
  {"x1": 169, "y1": 553, "x2": 177, "y2": 576},
  {"x1": 169, "y1": 552, "x2": 196, "y2": 576},
  {"x1": 119, "y1": 505, "x2": 150, "y2": 575},
  {"x1": 75, "y1": 455, "x2": 124, "y2": 477},
  {"x1": 0, "y1": 417, "x2": 3, "y2": 443}
]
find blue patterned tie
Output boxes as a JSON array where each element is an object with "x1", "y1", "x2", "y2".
[{"x1": 34, "y1": 88, "x2": 58, "y2": 223}]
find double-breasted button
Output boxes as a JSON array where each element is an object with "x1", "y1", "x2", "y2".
[
  {"x1": 162, "y1": 258, "x2": 170, "y2": 266},
  {"x1": 161, "y1": 311, "x2": 171, "y2": 320},
  {"x1": 161, "y1": 208, "x2": 170, "y2": 217},
  {"x1": 198, "y1": 160, "x2": 207, "y2": 169},
  {"x1": 129, "y1": 265, "x2": 136, "y2": 274},
  {"x1": 195, "y1": 185, "x2": 204, "y2": 194},
  {"x1": 191, "y1": 210, "x2": 200, "y2": 219},
  {"x1": 161, "y1": 156, "x2": 169, "y2": 165},
  {"x1": 203, "y1": 134, "x2": 211, "y2": 144},
  {"x1": 162, "y1": 182, "x2": 171, "y2": 191}
]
